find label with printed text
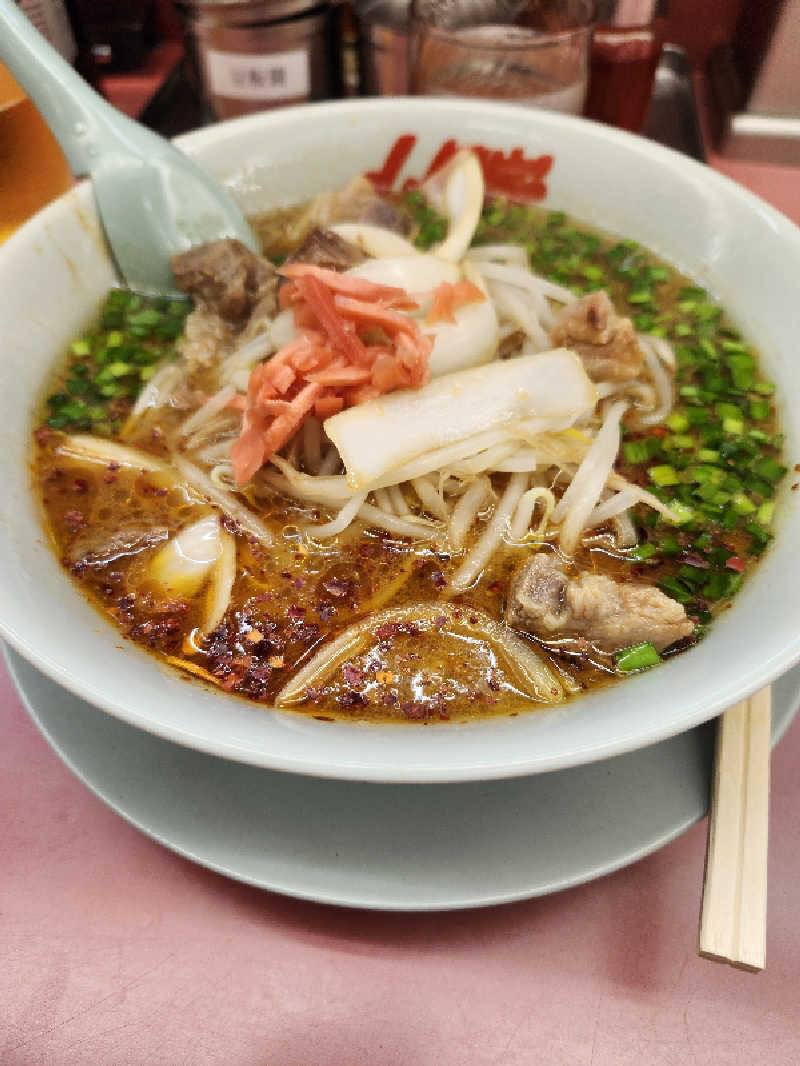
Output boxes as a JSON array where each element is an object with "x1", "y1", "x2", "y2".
[{"x1": 205, "y1": 48, "x2": 310, "y2": 101}]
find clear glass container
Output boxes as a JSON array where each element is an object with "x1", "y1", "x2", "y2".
[{"x1": 409, "y1": 0, "x2": 595, "y2": 115}]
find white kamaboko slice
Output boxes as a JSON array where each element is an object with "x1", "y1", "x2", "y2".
[
  {"x1": 150, "y1": 514, "x2": 223, "y2": 598},
  {"x1": 426, "y1": 261, "x2": 499, "y2": 376},
  {"x1": 349, "y1": 257, "x2": 498, "y2": 376},
  {"x1": 324, "y1": 349, "x2": 598, "y2": 490},
  {"x1": 330, "y1": 223, "x2": 419, "y2": 258},
  {"x1": 423, "y1": 150, "x2": 484, "y2": 263},
  {"x1": 346, "y1": 254, "x2": 459, "y2": 292}
]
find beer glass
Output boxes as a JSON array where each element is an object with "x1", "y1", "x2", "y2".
[{"x1": 0, "y1": 63, "x2": 73, "y2": 241}]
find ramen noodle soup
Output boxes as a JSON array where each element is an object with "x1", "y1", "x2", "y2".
[{"x1": 33, "y1": 147, "x2": 787, "y2": 722}]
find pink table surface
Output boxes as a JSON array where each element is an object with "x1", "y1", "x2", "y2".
[{"x1": 3, "y1": 153, "x2": 800, "y2": 1066}]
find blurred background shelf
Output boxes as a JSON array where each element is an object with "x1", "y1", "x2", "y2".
[
  {"x1": 72, "y1": 0, "x2": 798, "y2": 196},
  {"x1": 99, "y1": 39, "x2": 183, "y2": 118}
]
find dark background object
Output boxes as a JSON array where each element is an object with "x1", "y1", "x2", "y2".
[
  {"x1": 69, "y1": 0, "x2": 159, "y2": 71},
  {"x1": 139, "y1": 35, "x2": 706, "y2": 172},
  {"x1": 138, "y1": 52, "x2": 211, "y2": 133},
  {"x1": 97, "y1": 0, "x2": 716, "y2": 167},
  {"x1": 642, "y1": 43, "x2": 704, "y2": 161},
  {"x1": 584, "y1": 0, "x2": 667, "y2": 133},
  {"x1": 705, "y1": 0, "x2": 799, "y2": 164},
  {"x1": 355, "y1": 0, "x2": 410, "y2": 96}
]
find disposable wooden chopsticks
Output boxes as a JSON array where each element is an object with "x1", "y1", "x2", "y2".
[{"x1": 699, "y1": 686, "x2": 771, "y2": 972}]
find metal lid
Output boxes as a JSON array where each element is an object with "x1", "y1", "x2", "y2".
[
  {"x1": 354, "y1": 0, "x2": 410, "y2": 27},
  {"x1": 179, "y1": 0, "x2": 329, "y2": 23},
  {"x1": 411, "y1": 0, "x2": 595, "y2": 32},
  {"x1": 594, "y1": 0, "x2": 663, "y2": 27}
]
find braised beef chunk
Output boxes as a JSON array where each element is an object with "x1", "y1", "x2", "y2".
[
  {"x1": 357, "y1": 197, "x2": 413, "y2": 235},
  {"x1": 284, "y1": 227, "x2": 366, "y2": 273},
  {"x1": 551, "y1": 291, "x2": 644, "y2": 382},
  {"x1": 507, "y1": 552, "x2": 569, "y2": 630},
  {"x1": 67, "y1": 521, "x2": 169, "y2": 569},
  {"x1": 506, "y1": 552, "x2": 694, "y2": 652},
  {"x1": 171, "y1": 238, "x2": 278, "y2": 322},
  {"x1": 565, "y1": 573, "x2": 695, "y2": 651},
  {"x1": 330, "y1": 175, "x2": 413, "y2": 235}
]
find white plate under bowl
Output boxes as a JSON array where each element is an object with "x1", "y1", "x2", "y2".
[
  {"x1": 2, "y1": 98, "x2": 800, "y2": 782},
  {"x1": 7, "y1": 644, "x2": 799, "y2": 910}
]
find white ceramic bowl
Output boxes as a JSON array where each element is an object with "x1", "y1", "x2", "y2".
[{"x1": 2, "y1": 98, "x2": 799, "y2": 782}]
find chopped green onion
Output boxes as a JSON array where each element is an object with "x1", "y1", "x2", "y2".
[
  {"x1": 623, "y1": 440, "x2": 651, "y2": 463},
  {"x1": 580, "y1": 264, "x2": 605, "y2": 281},
  {"x1": 615, "y1": 642, "x2": 661, "y2": 672},
  {"x1": 658, "y1": 576, "x2": 692, "y2": 603},
  {"x1": 721, "y1": 338, "x2": 747, "y2": 354},
  {"x1": 630, "y1": 542, "x2": 657, "y2": 561},
  {"x1": 665, "y1": 500, "x2": 694, "y2": 525},
  {"x1": 731, "y1": 493, "x2": 756, "y2": 515},
  {"x1": 107, "y1": 361, "x2": 133, "y2": 377},
  {"x1": 42, "y1": 288, "x2": 190, "y2": 435},
  {"x1": 665, "y1": 411, "x2": 689, "y2": 432},
  {"x1": 666, "y1": 434, "x2": 695, "y2": 451},
  {"x1": 715, "y1": 401, "x2": 742, "y2": 420},
  {"x1": 746, "y1": 523, "x2": 772, "y2": 556},
  {"x1": 703, "y1": 571, "x2": 743, "y2": 600},
  {"x1": 752, "y1": 457, "x2": 787, "y2": 484},
  {"x1": 698, "y1": 337, "x2": 717, "y2": 359},
  {"x1": 686, "y1": 465, "x2": 723, "y2": 485},
  {"x1": 649, "y1": 465, "x2": 680, "y2": 487},
  {"x1": 126, "y1": 308, "x2": 164, "y2": 327},
  {"x1": 658, "y1": 536, "x2": 681, "y2": 556},
  {"x1": 722, "y1": 416, "x2": 745, "y2": 435}
]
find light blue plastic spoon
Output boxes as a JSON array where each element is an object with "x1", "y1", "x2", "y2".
[{"x1": 0, "y1": 0, "x2": 258, "y2": 294}]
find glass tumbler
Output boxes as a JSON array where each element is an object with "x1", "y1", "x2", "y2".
[
  {"x1": 409, "y1": 0, "x2": 595, "y2": 114},
  {"x1": 0, "y1": 64, "x2": 73, "y2": 242}
]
